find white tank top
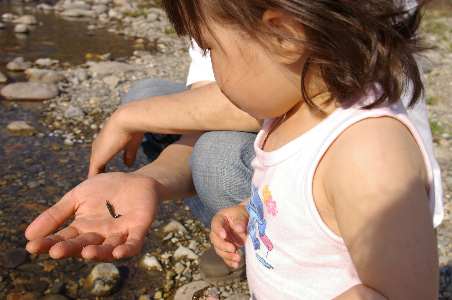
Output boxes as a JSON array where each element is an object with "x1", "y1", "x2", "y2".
[{"x1": 245, "y1": 99, "x2": 443, "y2": 299}]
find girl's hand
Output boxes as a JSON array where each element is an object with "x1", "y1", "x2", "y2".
[
  {"x1": 25, "y1": 172, "x2": 159, "y2": 261},
  {"x1": 88, "y1": 106, "x2": 144, "y2": 177},
  {"x1": 210, "y1": 204, "x2": 249, "y2": 269},
  {"x1": 334, "y1": 284, "x2": 387, "y2": 300}
]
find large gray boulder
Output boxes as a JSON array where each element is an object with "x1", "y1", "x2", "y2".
[{"x1": 1, "y1": 82, "x2": 59, "y2": 101}]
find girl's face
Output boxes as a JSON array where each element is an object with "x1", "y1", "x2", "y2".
[{"x1": 203, "y1": 20, "x2": 305, "y2": 120}]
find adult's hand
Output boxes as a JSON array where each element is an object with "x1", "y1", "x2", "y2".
[
  {"x1": 88, "y1": 108, "x2": 144, "y2": 177},
  {"x1": 25, "y1": 172, "x2": 159, "y2": 261}
]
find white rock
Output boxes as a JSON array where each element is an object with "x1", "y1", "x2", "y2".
[
  {"x1": 174, "y1": 262, "x2": 185, "y2": 275},
  {"x1": 85, "y1": 263, "x2": 120, "y2": 296},
  {"x1": 174, "y1": 281, "x2": 210, "y2": 300},
  {"x1": 1, "y1": 82, "x2": 58, "y2": 101},
  {"x1": 25, "y1": 68, "x2": 65, "y2": 83},
  {"x1": 64, "y1": 105, "x2": 84, "y2": 119},
  {"x1": 7, "y1": 121, "x2": 35, "y2": 134},
  {"x1": 62, "y1": 2, "x2": 91, "y2": 11},
  {"x1": 103, "y1": 75, "x2": 119, "y2": 88},
  {"x1": 108, "y1": 9, "x2": 122, "y2": 19},
  {"x1": 61, "y1": 9, "x2": 95, "y2": 18},
  {"x1": 37, "y1": 3, "x2": 54, "y2": 11},
  {"x1": 0, "y1": 22, "x2": 5, "y2": 29},
  {"x1": 92, "y1": 4, "x2": 108, "y2": 14},
  {"x1": 7, "y1": 57, "x2": 31, "y2": 71},
  {"x1": 174, "y1": 246, "x2": 198, "y2": 261},
  {"x1": 13, "y1": 15, "x2": 38, "y2": 25},
  {"x1": 188, "y1": 240, "x2": 199, "y2": 252},
  {"x1": 139, "y1": 253, "x2": 163, "y2": 272},
  {"x1": 14, "y1": 24, "x2": 29, "y2": 33},
  {"x1": 0, "y1": 71, "x2": 7, "y2": 83},
  {"x1": 64, "y1": 138, "x2": 74, "y2": 146},
  {"x1": 35, "y1": 58, "x2": 59, "y2": 67},
  {"x1": 163, "y1": 220, "x2": 187, "y2": 234},
  {"x1": 88, "y1": 61, "x2": 138, "y2": 76},
  {"x1": 2, "y1": 13, "x2": 15, "y2": 22}
]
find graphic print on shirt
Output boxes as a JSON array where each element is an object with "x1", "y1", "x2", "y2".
[{"x1": 247, "y1": 185, "x2": 278, "y2": 269}]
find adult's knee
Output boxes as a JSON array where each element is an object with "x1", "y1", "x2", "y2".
[
  {"x1": 121, "y1": 79, "x2": 186, "y2": 105},
  {"x1": 191, "y1": 131, "x2": 256, "y2": 212}
]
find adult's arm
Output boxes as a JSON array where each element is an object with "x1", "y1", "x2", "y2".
[
  {"x1": 133, "y1": 132, "x2": 200, "y2": 201},
  {"x1": 88, "y1": 82, "x2": 261, "y2": 176},
  {"x1": 115, "y1": 82, "x2": 260, "y2": 134}
]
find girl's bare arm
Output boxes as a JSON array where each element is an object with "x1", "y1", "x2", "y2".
[{"x1": 325, "y1": 118, "x2": 438, "y2": 300}]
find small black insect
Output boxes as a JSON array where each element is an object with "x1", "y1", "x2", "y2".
[{"x1": 106, "y1": 200, "x2": 122, "y2": 219}]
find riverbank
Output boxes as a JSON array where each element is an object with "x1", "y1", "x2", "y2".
[{"x1": 0, "y1": 1, "x2": 451, "y2": 299}]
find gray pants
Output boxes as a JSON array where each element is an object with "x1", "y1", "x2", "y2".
[{"x1": 121, "y1": 79, "x2": 256, "y2": 226}]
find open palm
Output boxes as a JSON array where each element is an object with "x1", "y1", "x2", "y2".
[{"x1": 25, "y1": 172, "x2": 159, "y2": 261}]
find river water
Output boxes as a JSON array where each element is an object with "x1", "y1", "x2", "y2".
[{"x1": 0, "y1": 0, "x2": 136, "y2": 81}]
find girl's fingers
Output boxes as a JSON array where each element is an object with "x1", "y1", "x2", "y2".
[
  {"x1": 224, "y1": 258, "x2": 241, "y2": 269},
  {"x1": 209, "y1": 230, "x2": 236, "y2": 253},
  {"x1": 213, "y1": 244, "x2": 241, "y2": 263},
  {"x1": 49, "y1": 232, "x2": 104, "y2": 259},
  {"x1": 25, "y1": 226, "x2": 79, "y2": 254},
  {"x1": 82, "y1": 233, "x2": 127, "y2": 261},
  {"x1": 211, "y1": 215, "x2": 227, "y2": 239},
  {"x1": 112, "y1": 227, "x2": 146, "y2": 259}
]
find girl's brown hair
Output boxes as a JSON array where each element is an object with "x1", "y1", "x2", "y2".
[{"x1": 162, "y1": 0, "x2": 426, "y2": 109}]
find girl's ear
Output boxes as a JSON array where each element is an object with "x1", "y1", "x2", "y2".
[{"x1": 262, "y1": 9, "x2": 305, "y2": 65}]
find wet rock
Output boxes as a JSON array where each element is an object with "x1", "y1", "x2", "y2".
[
  {"x1": 64, "y1": 137, "x2": 74, "y2": 146},
  {"x1": 1, "y1": 248, "x2": 29, "y2": 268},
  {"x1": 88, "y1": 61, "x2": 138, "y2": 76},
  {"x1": 7, "y1": 121, "x2": 36, "y2": 135},
  {"x1": 14, "y1": 24, "x2": 30, "y2": 34},
  {"x1": 92, "y1": 4, "x2": 108, "y2": 14},
  {"x1": 174, "y1": 246, "x2": 198, "y2": 261},
  {"x1": 139, "y1": 253, "x2": 163, "y2": 272},
  {"x1": 61, "y1": 9, "x2": 95, "y2": 18},
  {"x1": 174, "y1": 281, "x2": 210, "y2": 300},
  {"x1": 6, "y1": 292, "x2": 37, "y2": 300},
  {"x1": 40, "y1": 295, "x2": 69, "y2": 300},
  {"x1": 13, "y1": 15, "x2": 38, "y2": 25},
  {"x1": 37, "y1": 3, "x2": 54, "y2": 11},
  {"x1": 35, "y1": 58, "x2": 59, "y2": 67},
  {"x1": 85, "y1": 263, "x2": 120, "y2": 296},
  {"x1": 1, "y1": 82, "x2": 59, "y2": 101},
  {"x1": 7, "y1": 57, "x2": 31, "y2": 72},
  {"x1": 48, "y1": 280, "x2": 65, "y2": 294},
  {"x1": 163, "y1": 220, "x2": 187, "y2": 234},
  {"x1": 2, "y1": 13, "x2": 15, "y2": 22},
  {"x1": 62, "y1": 2, "x2": 91, "y2": 11},
  {"x1": 0, "y1": 71, "x2": 7, "y2": 83},
  {"x1": 25, "y1": 69, "x2": 65, "y2": 84}
]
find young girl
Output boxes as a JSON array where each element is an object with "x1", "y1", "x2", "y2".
[{"x1": 163, "y1": 1, "x2": 442, "y2": 299}]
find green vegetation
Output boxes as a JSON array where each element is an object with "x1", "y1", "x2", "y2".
[
  {"x1": 427, "y1": 95, "x2": 440, "y2": 106},
  {"x1": 430, "y1": 119, "x2": 445, "y2": 137}
]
